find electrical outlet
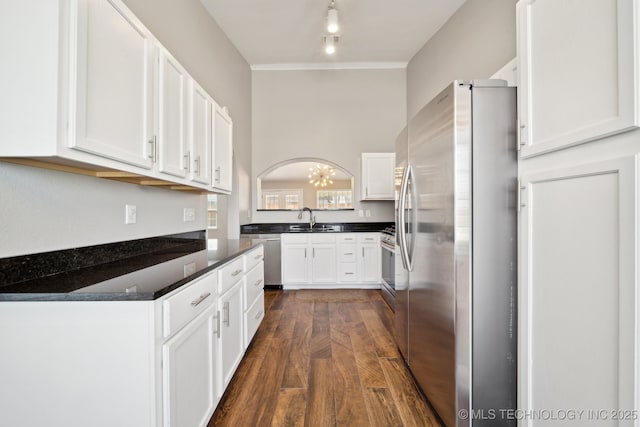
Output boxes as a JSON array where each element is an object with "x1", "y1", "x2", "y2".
[
  {"x1": 183, "y1": 208, "x2": 196, "y2": 222},
  {"x1": 359, "y1": 209, "x2": 364, "y2": 217},
  {"x1": 366, "y1": 209, "x2": 371, "y2": 217},
  {"x1": 125, "y1": 205, "x2": 137, "y2": 224}
]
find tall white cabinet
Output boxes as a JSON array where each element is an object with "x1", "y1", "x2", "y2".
[{"x1": 517, "y1": 0, "x2": 640, "y2": 422}]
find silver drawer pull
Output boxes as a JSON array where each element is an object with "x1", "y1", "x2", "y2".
[
  {"x1": 190, "y1": 292, "x2": 211, "y2": 307},
  {"x1": 345, "y1": 272, "x2": 354, "y2": 275},
  {"x1": 344, "y1": 252, "x2": 353, "y2": 255},
  {"x1": 231, "y1": 269, "x2": 242, "y2": 277},
  {"x1": 255, "y1": 310, "x2": 264, "y2": 320},
  {"x1": 254, "y1": 279, "x2": 263, "y2": 287}
]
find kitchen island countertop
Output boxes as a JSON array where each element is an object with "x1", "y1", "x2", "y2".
[{"x1": 0, "y1": 232, "x2": 259, "y2": 302}]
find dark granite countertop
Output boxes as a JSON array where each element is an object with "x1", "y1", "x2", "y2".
[
  {"x1": 0, "y1": 232, "x2": 258, "y2": 302},
  {"x1": 240, "y1": 222, "x2": 393, "y2": 234}
]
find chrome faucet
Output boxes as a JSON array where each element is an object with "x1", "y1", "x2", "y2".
[{"x1": 298, "y1": 207, "x2": 316, "y2": 229}]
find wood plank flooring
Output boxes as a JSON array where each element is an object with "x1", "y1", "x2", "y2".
[{"x1": 208, "y1": 289, "x2": 442, "y2": 427}]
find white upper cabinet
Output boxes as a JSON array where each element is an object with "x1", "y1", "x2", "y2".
[
  {"x1": 189, "y1": 81, "x2": 212, "y2": 186},
  {"x1": 517, "y1": 0, "x2": 640, "y2": 158},
  {"x1": 157, "y1": 47, "x2": 188, "y2": 179},
  {"x1": 0, "y1": 0, "x2": 232, "y2": 193},
  {"x1": 212, "y1": 103, "x2": 233, "y2": 194},
  {"x1": 71, "y1": 0, "x2": 155, "y2": 169},
  {"x1": 361, "y1": 153, "x2": 395, "y2": 200}
]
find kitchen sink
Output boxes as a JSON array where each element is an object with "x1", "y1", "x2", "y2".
[{"x1": 287, "y1": 224, "x2": 342, "y2": 232}]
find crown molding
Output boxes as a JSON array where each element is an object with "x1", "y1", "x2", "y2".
[{"x1": 250, "y1": 62, "x2": 407, "y2": 71}]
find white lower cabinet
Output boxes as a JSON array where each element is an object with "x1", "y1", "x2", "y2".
[
  {"x1": 218, "y1": 280, "x2": 243, "y2": 390},
  {"x1": 357, "y1": 234, "x2": 380, "y2": 284},
  {"x1": 0, "y1": 246, "x2": 265, "y2": 427},
  {"x1": 162, "y1": 305, "x2": 218, "y2": 427},
  {"x1": 282, "y1": 232, "x2": 381, "y2": 289},
  {"x1": 519, "y1": 156, "x2": 638, "y2": 420},
  {"x1": 244, "y1": 260, "x2": 265, "y2": 350}
]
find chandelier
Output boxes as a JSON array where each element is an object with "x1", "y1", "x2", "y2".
[{"x1": 308, "y1": 164, "x2": 336, "y2": 187}]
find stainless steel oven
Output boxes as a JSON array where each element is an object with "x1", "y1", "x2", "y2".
[{"x1": 380, "y1": 228, "x2": 396, "y2": 311}]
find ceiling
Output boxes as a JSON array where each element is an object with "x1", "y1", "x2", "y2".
[{"x1": 199, "y1": 0, "x2": 466, "y2": 68}]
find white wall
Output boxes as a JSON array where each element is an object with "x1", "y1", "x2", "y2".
[
  {"x1": 407, "y1": 0, "x2": 517, "y2": 118},
  {"x1": 0, "y1": 0, "x2": 251, "y2": 257},
  {"x1": 251, "y1": 68, "x2": 406, "y2": 223}
]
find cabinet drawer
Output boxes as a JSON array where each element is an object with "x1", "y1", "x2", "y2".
[
  {"x1": 337, "y1": 233, "x2": 356, "y2": 244},
  {"x1": 340, "y1": 263, "x2": 357, "y2": 282},
  {"x1": 244, "y1": 291, "x2": 265, "y2": 347},
  {"x1": 245, "y1": 246, "x2": 264, "y2": 272},
  {"x1": 311, "y1": 233, "x2": 336, "y2": 244},
  {"x1": 244, "y1": 262, "x2": 264, "y2": 310},
  {"x1": 163, "y1": 272, "x2": 217, "y2": 337},
  {"x1": 218, "y1": 257, "x2": 244, "y2": 295},
  {"x1": 358, "y1": 233, "x2": 379, "y2": 244},
  {"x1": 339, "y1": 244, "x2": 357, "y2": 262}
]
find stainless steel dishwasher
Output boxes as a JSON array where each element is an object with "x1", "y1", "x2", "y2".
[{"x1": 246, "y1": 234, "x2": 281, "y2": 288}]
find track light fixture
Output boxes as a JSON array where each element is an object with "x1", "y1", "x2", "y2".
[
  {"x1": 324, "y1": 35, "x2": 339, "y2": 54},
  {"x1": 327, "y1": 0, "x2": 339, "y2": 34}
]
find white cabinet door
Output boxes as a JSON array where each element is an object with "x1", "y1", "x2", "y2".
[
  {"x1": 358, "y1": 244, "x2": 379, "y2": 283},
  {"x1": 219, "y1": 282, "x2": 243, "y2": 390},
  {"x1": 162, "y1": 305, "x2": 217, "y2": 427},
  {"x1": 517, "y1": 0, "x2": 639, "y2": 158},
  {"x1": 72, "y1": 0, "x2": 154, "y2": 169},
  {"x1": 213, "y1": 104, "x2": 233, "y2": 193},
  {"x1": 189, "y1": 80, "x2": 212, "y2": 185},
  {"x1": 310, "y1": 245, "x2": 337, "y2": 283},
  {"x1": 282, "y1": 243, "x2": 309, "y2": 284},
  {"x1": 518, "y1": 156, "x2": 637, "y2": 421},
  {"x1": 157, "y1": 48, "x2": 188, "y2": 179},
  {"x1": 361, "y1": 153, "x2": 395, "y2": 200}
]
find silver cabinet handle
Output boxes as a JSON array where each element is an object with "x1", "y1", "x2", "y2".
[
  {"x1": 313, "y1": 248, "x2": 316, "y2": 258},
  {"x1": 147, "y1": 136, "x2": 157, "y2": 162},
  {"x1": 215, "y1": 166, "x2": 221, "y2": 183},
  {"x1": 254, "y1": 279, "x2": 263, "y2": 287},
  {"x1": 223, "y1": 301, "x2": 230, "y2": 326},
  {"x1": 194, "y1": 156, "x2": 201, "y2": 176},
  {"x1": 215, "y1": 310, "x2": 221, "y2": 338},
  {"x1": 344, "y1": 252, "x2": 353, "y2": 255},
  {"x1": 345, "y1": 272, "x2": 354, "y2": 275},
  {"x1": 183, "y1": 153, "x2": 189, "y2": 171},
  {"x1": 255, "y1": 310, "x2": 263, "y2": 320},
  {"x1": 231, "y1": 269, "x2": 242, "y2": 277},
  {"x1": 362, "y1": 248, "x2": 365, "y2": 257},
  {"x1": 190, "y1": 292, "x2": 211, "y2": 307},
  {"x1": 304, "y1": 248, "x2": 307, "y2": 258}
]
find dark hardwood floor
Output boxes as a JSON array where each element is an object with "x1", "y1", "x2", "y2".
[{"x1": 208, "y1": 289, "x2": 442, "y2": 426}]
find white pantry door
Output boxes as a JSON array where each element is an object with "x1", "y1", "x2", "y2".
[{"x1": 518, "y1": 155, "x2": 638, "y2": 426}]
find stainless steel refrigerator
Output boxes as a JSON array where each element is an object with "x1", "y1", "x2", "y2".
[{"x1": 395, "y1": 81, "x2": 517, "y2": 427}]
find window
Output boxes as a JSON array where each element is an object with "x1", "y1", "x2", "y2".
[
  {"x1": 260, "y1": 189, "x2": 303, "y2": 210},
  {"x1": 316, "y1": 190, "x2": 353, "y2": 209},
  {"x1": 207, "y1": 195, "x2": 218, "y2": 229}
]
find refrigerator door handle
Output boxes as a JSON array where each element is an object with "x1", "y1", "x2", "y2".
[{"x1": 398, "y1": 165, "x2": 412, "y2": 271}]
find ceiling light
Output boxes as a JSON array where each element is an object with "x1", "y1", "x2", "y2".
[
  {"x1": 324, "y1": 35, "x2": 338, "y2": 54},
  {"x1": 327, "y1": 1, "x2": 339, "y2": 34},
  {"x1": 309, "y1": 164, "x2": 336, "y2": 187}
]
